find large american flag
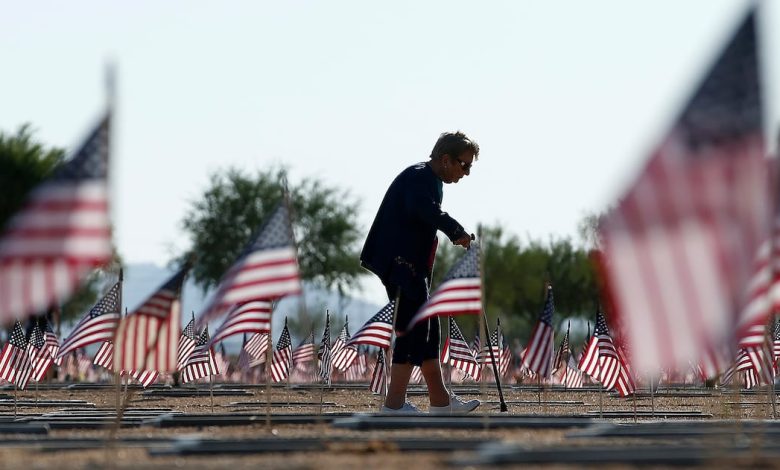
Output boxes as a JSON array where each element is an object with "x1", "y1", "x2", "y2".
[
  {"x1": 198, "y1": 203, "x2": 301, "y2": 325},
  {"x1": 176, "y1": 316, "x2": 197, "y2": 370},
  {"x1": 28, "y1": 321, "x2": 54, "y2": 383},
  {"x1": 369, "y1": 348, "x2": 386, "y2": 395},
  {"x1": 270, "y1": 321, "x2": 293, "y2": 383},
  {"x1": 0, "y1": 321, "x2": 32, "y2": 388},
  {"x1": 58, "y1": 281, "x2": 121, "y2": 359},
  {"x1": 318, "y1": 312, "x2": 332, "y2": 384},
  {"x1": 598, "y1": 10, "x2": 770, "y2": 375},
  {"x1": 522, "y1": 285, "x2": 555, "y2": 378},
  {"x1": 181, "y1": 326, "x2": 219, "y2": 383},
  {"x1": 579, "y1": 310, "x2": 621, "y2": 390},
  {"x1": 347, "y1": 302, "x2": 394, "y2": 349},
  {"x1": 114, "y1": 266, "x2": 188, "y2": 373},
  {"x1": 209, "y1": 300, "x2": 272, "y2": 346},
  {"x1": 440, "y1": 317, "x2": 481, "y2": 380},
  {"x1": 408, "y1": 244, "x2": 482, "y2": 330},
  {"x1": 0, "y1": 115, "x2": 113, "y2": 322}
]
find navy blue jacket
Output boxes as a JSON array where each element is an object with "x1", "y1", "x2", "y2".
[{"x1": 360, "y1": 163, "x2": 467, "y2": 284}]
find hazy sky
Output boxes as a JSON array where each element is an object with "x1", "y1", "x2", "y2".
[{"x1": 3, "y1": 0, "x2": 779, "y2": 306}]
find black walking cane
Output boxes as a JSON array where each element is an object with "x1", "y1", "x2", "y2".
[{"x1": 473, "y1": 231, "x2": 509, "y2": 412}]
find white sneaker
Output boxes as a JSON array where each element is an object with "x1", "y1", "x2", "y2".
[
  {"x1": 429, "y1": 395, "x2": 480, "y2": 415},
  {"x1": 380, "y1": 401, "x2": 423, "y2": 414}
]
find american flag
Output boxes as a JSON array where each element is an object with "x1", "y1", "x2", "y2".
[
  {"x1": 114, "y1": 266, "x2": 188, "y2": 373},
  {"x1": 209, "y1": 300, "x2": 272, "y2": 346},
  {"x1": 128, "y1": 369, "x2": 158, "y2": 388},
  {"x1": 0, "y1": 115, "x2": 113, "y2": 322},
  {"x1": 93, "y1": 341, "x2": 114, "y2": 369},
  {"x1": 318, "y1": 312, "x2": 332, "y2": 384},
  {"x1": 522, "y1": 285, "x2": 555, "y2": 378},
  {"x1": 479, "y1": 323, "x2": 502, "y2": 367},
  {"x1": 744, "y1": 367, "x2": 759, "y2": 389},
  {"x1": 499, "y1": 342, "x2": 512, "y2": 378},
  {"x1": 410, "y1": 365, "x2": 422, "y2": 384},
  {"x1": 578, "y1": 310, "x2": 620, "y2": 390},
  {"x1": 564, "y1": 353, "x2": 584, "y2": 389},
  {"x1": 332, "y1": 320, "x2": 358, "y2": 371},
  {"x1": 28, "y1": 321, "x2": 54, "y2": 383},
  {"x1": 42, "y1": 317, "x2": 61, "y2": 366},
  {"x1": 176, "y1": 316, "x2": 197, "y2": 370},
  {"x1": 440, "y1": 317, "x2": 481, "y2": 380},
  {"x1": 292, "y1": 331, "x2": 316, "y2": 365},
  {"x1": 773, "y1": 320, "x2": 780, "y2": 363},
  {"x1": 347, "y1": 302, "x2": 394, "y2": 349},
  {"x1": 58, "y1": 281, "x2": 121, "y2": 359},
  {"x1": 615, "y1": 346, "x2": 636, "y2": 397},
  {"x1": 270, "y1": 320, "x2": 293, "y2": 383},
  {"x1": 181, "y1": 326, "x2": 220, "y2": 383},
  {"x1": 0, "y1": 321, "x2": 32, "y2": 388},
  {"x1": 369, "y1": 348, "x2": 387, "y2": 395},
  {"x1": 240, "y1": 333, "x2": 269, "y2": 368},
  {"x1": 408, "y1": 244, "x2": 482, "y2": 330},
  {"x1": 553, "y1": 321, "x2": 571, "y2": 373},
  {"x1": 198, "y1": 203, "x2": 301, "y2": 325},
  {"x1": 598, "y1": 10, "x2": 770, "y2": 375}
]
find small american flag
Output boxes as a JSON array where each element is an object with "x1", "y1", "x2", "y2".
[
  {"x1": 181, "y1": 326, "x2": 220, "y2": 383},
  {"x1": 440, "y1": 317, "x2": 481, "y2": 380},
  {"x1": 553, "y1": 321, "x2": 571, "y2": 373},
  {"x1": 0, "y1": 115, "x2": 113, "y2": 322},
  {"x1": 407, "y1": 244, "x2": 482, "y2": 330},
  {"x1": 615, "y1": 347, "x2": 636, "y2": 397},
  {"x1": 28, "y1": 321, "x2": 54, "y2": 383},
  {"x1": 564, "y1": 352, "x2": 584, "y2": 389},
  {"x1": 93, "y1": 341, "x2": 114, "y2": 369},
  {"x1": 241, "y1": 333, "x2": 269, "y2": 368},
  {"x1": 292, "y1": 331, "x2": 316, "y2": 365},
  {"x1": 0, "y1": 320, "x2": 32, "y2": 388},
  {"x1": 579, "y1": 310, "x2": 620, "y2": 390},
  {"x1": 270, "y1": 320, "x2": 293, "y2": 383},
  {"x1": 369, "y1": 349, "x2": 386, "y2": 395},
  {"x1": 199, "y1": 203, "x2": 301, "y2": 325},
  {"x1": 128, "y1": 369, "x2": 158, "y2": 388},
  {"x1": 598, "y1": 10, "x2": 770, "y2": 375},
  {"x1": 58, "y1": 281, "x2": 121, "y2": 359},
  {"x1": 42, "y1": 317, "x2": 61, "y2": 366},
  {"x1": 499, "y1": 343, "x2": 512, "y2": 378},
  {"x1": 347, "y1": 302, "x2": 394, "y2": 349},
  {"x1": 773, "y1": 320, "x2": 780, "y2": 363},
  {"x1": 114, "y1": 265, "x2": 188, "y2": 373},
  {"x1": 410, "y1": 365, "x2": 422, "y2": 384},
  {"x1": 479, "y1": 324, "x2": 502, "y2": 367},
  {"x1": 522, "y1": 285, "x2": 555, "y2": 378},
  {"x1": 332, "y1": 320, "x2": 358, "y2": 371},
  {"x1": 318, "y1": 312, "x2": 332, "y2": 385},
  {"x1": 176, "y1": 316, "x2": 197, "y2": 371},
  {"x1": 209, "y1": 300, "x2": 272, "y2": 346}
]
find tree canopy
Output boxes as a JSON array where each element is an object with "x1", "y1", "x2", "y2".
[{"x1": 180, "y1": 167, "x2": 364, "y2": 296}]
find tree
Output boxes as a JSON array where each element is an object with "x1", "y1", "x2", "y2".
[{"x1": 180, "y1": 167, "x2": 364, "y2": 297}]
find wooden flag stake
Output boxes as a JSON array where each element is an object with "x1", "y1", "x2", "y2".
[
  {"x1": 13, "y1": 383, "x2": 17, "y2": 417},
  {"x1": 210, "y1": 374, "x2": 214, "y2": 413},
  {"x1": 649, "y1": 373, "x2": 655, "y2": 418},
  {"x1": 598, "y1": 382, "x2": 603, "y2": 418},
  {"x1": 265, "y1": 304, "x2": 275, "y2": 430}
]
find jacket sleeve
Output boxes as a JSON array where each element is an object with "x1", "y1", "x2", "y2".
[{"x1": 404, "y1": 178, "x2": 467, "y2": 242}]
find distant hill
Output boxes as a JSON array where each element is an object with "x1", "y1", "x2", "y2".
[{"x1": 121, "y1": 263, "x2": 383, "y2": 354}]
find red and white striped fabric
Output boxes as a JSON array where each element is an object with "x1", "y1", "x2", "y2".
[
  {"x1": 499, "y1": 346, "x2": 512, "y2": 378},
  {"x1": 579, "y1": 311, "x2": 620, "y2": 390},
  {"x1": 347, "y1": 302, "x2": 394, "y2": 349},
  {"x1": 522, "y1": 286, "x2": 555, "y2": 378},
  {"x1": 181, "y1": 326, "x2": 220, "y2": 384},
  {"x1": 292, "y1": 333, "x2": 316, "y2": 365},
  {"x1": 198, "y1": 204, "x2": 301, "y2": 325},
  {"x1": 28, "y1": 323, "x2": 54, "y2": 383},
  {"x1": 176, "y1": 317, "x2": 197, "y2": 370},
  {"x1": 0, "y1": 321, "x2": 32, "y2": 388},
  {"x1": 0, "y1": 115, "x2": 113, "y2": 322},
  {"x1": 93, "y1": 341, "x2": 114, "y2": 369},
  {"x1": 597, "y1": 12, "x2": 770, "y2": 376},
  {"x1": 410, "y1": 365, "x2": 422, "y2": 384},
  {"x1": 114, "y1": 266, "x2": 187, "y2": 373},
  {"x1": 241, "y1": 333, "x2": 269, "y2": 368},
  {"x1": 209, "y1": 300, "x2": 272, "y2": 346},
  {"x1": 614, "y1": 347, "x2": 636, "y2": 397},
  {"x1": 128, "y1": 370, "x2": 158, "y2": 388},
  {"x1": 43, "y1": 323, "x2": 62, "y2": 366},
  {"x1": 564, "y1": 354, "x2": 584, "y2": 388},
  {"x1": 408, "y1": 245, "x2": 482, "y2": 330}
]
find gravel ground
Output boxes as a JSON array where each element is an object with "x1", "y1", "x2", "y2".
[{"x1": 0, "y1": 383, "x2": 777, "y2": 469}]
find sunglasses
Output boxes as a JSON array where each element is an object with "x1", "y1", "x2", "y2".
[{"x1": 451, "y1": 155, "x2": 472, "y2": 172}]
